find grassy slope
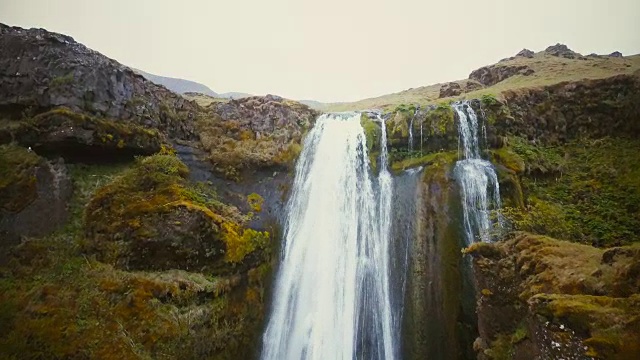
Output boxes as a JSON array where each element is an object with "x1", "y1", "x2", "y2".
[{"x1": 323, "y1": 52, "x2": 640, "y2": 112}]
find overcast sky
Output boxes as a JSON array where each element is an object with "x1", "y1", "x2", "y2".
[{"x1": 2, "y1": 0, "x2": 639, "y2": 102}]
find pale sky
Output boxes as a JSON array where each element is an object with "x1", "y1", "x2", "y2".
[{"x1": 2, "y1": 0, "x2": 639, "y2": 102}]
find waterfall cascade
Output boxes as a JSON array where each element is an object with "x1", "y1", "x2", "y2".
[
  {"x1": 452, "y1": 101, "x2": 502, "y2": 244},
  {"x1": 261, "y1": 113, "x2": 399, "y2": 360}
]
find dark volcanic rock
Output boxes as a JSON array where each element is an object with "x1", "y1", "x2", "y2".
[
  {"x1": 439, "y1": 82, "x2": 462, "y2": 98},
  {"x1": 469, "y1": 64, "x2": 535, "y2": 87},
  {"x1": 544, "y1": 43, "x2": 581, "y2": 59},
  {"x1": 0, "y1": 23, "x2": 199, "y2": 140}
]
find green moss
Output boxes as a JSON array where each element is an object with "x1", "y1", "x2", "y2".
[
  {"x1": 84, "y1": 154, "x2": 268, "y2": 266},
  {"x1": 360, "y1": 113, "x2": 380, "y2": 152},
  {"x1": 532, "y1": 294, "x2": 640, "y2": 359},
  {"x1": 491, "y1": 147, "x2": 525, "y2": 174},
  {"x1": 391, "y1": 151, "x2": 457, "y2": 172},
  {"x1": 0, "y1": 144, "x2": 41, "y2": 212},
  {"x1": 0, "y1": 158, "x2": 270, "y2": 359},
  {"x1": 510, "y1": 137, "x2": 640, "y2": 245},
  {"x1": 424, "y1": 103, "x2": 455, "y2": 136}
]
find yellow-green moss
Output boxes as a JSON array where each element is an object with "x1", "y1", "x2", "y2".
[
  {"x1": 532, "y1": 293, "x2": 640, "y2": 359},
  {"x1": 360, "y1": 113, "x2": 380, "y2": 152},
  {"x1": 0, "y1": 144, "x2": 41, "y2": 212},
  {"x1": 84, "y1": 154, "x2": 267, "y2": 265},
  {"x1": 491, "y1": 147, "x2": 525, "y2": 174},
  {"x1": 0, "y1": 158, "x2": 271, "y2": 359},
  {"x1": 391, "y1": 151, "x2": 458, "y2": 172},
  {"x1": 247, "y1": 193, "x2": 264, "y2": 213},
  {"x1": 509, "y1": 137, "x2": 640, "y2": 245}
]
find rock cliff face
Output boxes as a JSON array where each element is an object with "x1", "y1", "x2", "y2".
[
  {"x1": 0, "y1": 24, "x2": 298, "y2": 360},
  {"x1": 0, "y1": 23, "x2": 198, "y2": 140}
]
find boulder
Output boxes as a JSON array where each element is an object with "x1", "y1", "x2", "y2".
[
  {"x1": 469, "y1": 64, "x2": 535, "y2": 87},
  {"x1": 439, "y1": 82, "x2": 462, "y2": 98},
  {"x1": 544, "y1": 43, "x2": 582, "y2": 59},
  {"x1": 83, "y1": 155, "x2": 270, "y2": 273},
  {"x1": 515, "y1": 48, "x2": 535, "y2": 58},
  {"x1": 609, "y1": 51, "x2": 623, "y2": 58}
]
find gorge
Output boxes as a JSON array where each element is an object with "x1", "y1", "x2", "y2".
[{"x1": 1, "y1": 23, "x2": 640, "y2": 360}]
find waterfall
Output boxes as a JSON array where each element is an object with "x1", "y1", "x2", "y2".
[
  {"x1": 452, "y1": 101, "x2": 502, "y2": 245},
  {"x1": 408, "y1": 107, "x2": 418, "y2": 152},
  {"x1": 261, "y1": 113, "x2": 398, "y2": 360}
]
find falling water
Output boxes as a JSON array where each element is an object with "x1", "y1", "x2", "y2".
[
  {"x1": 452, "y1": 101, "x2": 502, "y2": 245},
  {"x1": 408, "y1": 107, "x2": 418, "y2": 152},
  {"x1": 261, "y1": 113, "x2": 398, "y2": 360}
]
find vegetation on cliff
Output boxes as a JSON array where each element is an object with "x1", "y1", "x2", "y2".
[
  {"x1": 466, "y1": 233, "x2": 640, "y2": 360},
  {"x1": 0, "y1": 155, "x2": 272, "y2": 359}
]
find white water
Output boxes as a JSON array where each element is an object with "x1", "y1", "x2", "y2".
[
  {"x1": 408, "y1": 107, "x2": 418, "y2": 152},
  {"x1": 453, "y1": 102, "x2": 502, "y2": 244},
  {"x1": 261, "y1": 113, "x2": 397, "y2": 360}
]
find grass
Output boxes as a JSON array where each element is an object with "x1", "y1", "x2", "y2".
[
  {"x1": 322, "y1": 52, "x2": 640, "y2": 111},
  {"x1": 501, "y1": 137, "x2": 640, "y2": 246}
]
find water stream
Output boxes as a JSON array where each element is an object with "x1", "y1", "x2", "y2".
[
  {"x1": 261, "y1": 113, "x2": 398, "y2": 360},
  {"x1": 452, "y1": 101, "x2": 502, "y2": 244}
]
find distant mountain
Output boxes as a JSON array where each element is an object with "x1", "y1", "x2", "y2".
[{"x1": 133, "y1": 69, "x2": 218, "y2": 97}]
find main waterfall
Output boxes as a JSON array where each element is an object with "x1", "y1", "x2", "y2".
[
  {"x1": 452, "y1": 101, "x2": 502, "y2": 244},
  {"x1": 261, "y1": 113, "x2": 398, "y2": 360}
]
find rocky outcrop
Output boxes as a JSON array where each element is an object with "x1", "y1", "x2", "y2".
[
  {"x1": 198, "y1": 95, "x2": 318, "y2": 178},
  {"x1": 0, "y1": 145, "x2": 72, "y2": 249},
  {"x1": 544, "y1": 43, "x2": 583, "y2": 59},
  {"x1": 439, "y1": 82, "x2": 463, "y2": 98},
  {"x1": 493, "y1": 74, "x2": 640, "y2": 143},
  {"x1": 6, "y1": 108, "x2": 163, "y2": 161},
  {"x1": 0, "y1": 23, "x2": 198, "y2": 140},
  {"x1": 84, "y1": 155, "x2": 270, "y2": 274},
  {"x1": 466, "y1": 233, "x2": 640, "y2": 359},
  {"x1": 515, "y1": 49, "x2": 534, "y2": 58},
  {"x1": 209, "y1": 95, "x2": 317, "y2": 142},
  {"x1": 469, "y1": 64, "x2": 535, "y2": 87},
  {"x1": 609, "y1": 51, "x2": 623, "y2": 58},
  {"x1": 439, "y1": 81, "x2": 484, "y2": 99}
]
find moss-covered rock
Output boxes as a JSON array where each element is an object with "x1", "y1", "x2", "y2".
[
  {"x1": 7, "y1": 108, "x2": 164, "y2": 162},
  {"x1": 0, "y1": 158, "x2": 273, "y2": 359},
  {"x1": 467, "y1": 232, "x2": 640, "y2": 360},
  {"x1": 84, "y1": 154, "x2": 269, "y2": 274}
]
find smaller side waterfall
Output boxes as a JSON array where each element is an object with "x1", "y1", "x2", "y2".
[
  {"x1": 408, "y1": 108, "x2": 418, "y2": 152},
  {"x1": 452, "y1": 101, "x2": 502, "y2": 244}
]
